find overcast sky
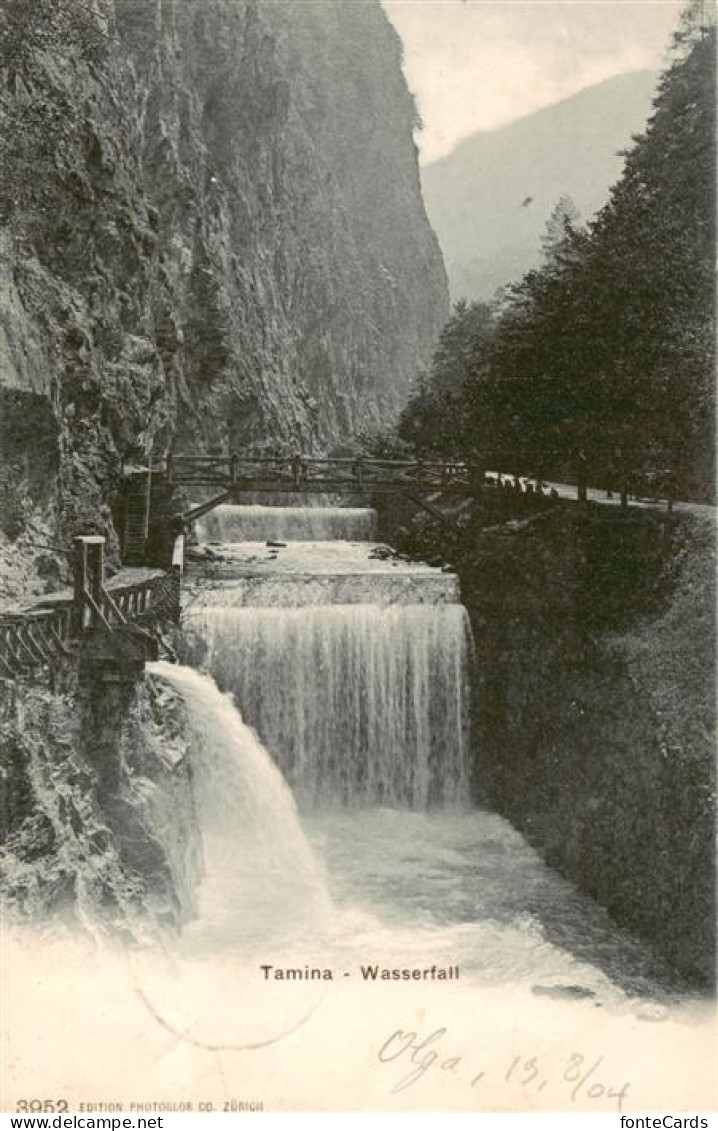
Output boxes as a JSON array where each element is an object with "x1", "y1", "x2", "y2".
[{"x1": 382, "y1": 0, "x2": 685, "y2": 163}]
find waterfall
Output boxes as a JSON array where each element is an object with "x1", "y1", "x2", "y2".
[
  {"x1": 186, "y1": 503, "x2": 473, "y2": 810},
  {"x1": 188, "y1": 569, "x2": 460, "y2": 607},
  {"x1": 191, "y1": 604, "x2": 472, "y2": 809},
  {"x1": 197, "y1": 504, "x2": 377, "y2": 543},
  {"x1": 146, "y1": 661, "x2": 330, "y2": 946},
  {"x1": 9, "y1": 517, "x2": 708, "y2": 1114},
  {"x1": 215, "y1": 491, "x2": 361, "y2": 509}
]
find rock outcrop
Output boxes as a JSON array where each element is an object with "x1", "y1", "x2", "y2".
[{"x1": 0, "y1": 664, "x2": 201, "y2": 938}]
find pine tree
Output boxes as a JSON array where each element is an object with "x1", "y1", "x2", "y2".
[
  {"x1": 398, "y1": 300, "x2": 495, "y2": 456},
  {"x1": 465, "y1": 9, "x2": 715, "y2": 497},
  {"x1": 577, "y1": 17, "x2": 716, "y2": 495},
  {"x1": 540, "y1": 195, "x2": 583, "y2": 266}
]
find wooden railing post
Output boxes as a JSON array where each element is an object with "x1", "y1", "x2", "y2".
[
  {"x1": 290, "y1": 455, "x2": 307, "y2": 487},
  {"x1": 73, "y1": 538, "x2": 87, "y2": 633},
  {"x1": 172, "y1": 533, "x2": 185, "y2": 577},
  {"x1": 74, "y1": 535, "x2": 105, "y2": 632},
  {"x1": 577, "y1": 468, "x2": 588, "y2": 504},
  {"x1": 468, "y1": 458, "x2": 486, "y2": 500},
  {"x1": 144, "y1": 456, "x2": 153, "y2": 543}
]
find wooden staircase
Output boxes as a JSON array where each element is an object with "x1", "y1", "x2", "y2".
[
  {"x1": 121, "y1": 476, "x2": 150, "y2": 565},
  {"x1": 121, "y1": 473, "x2": 176, "y2": 566}
]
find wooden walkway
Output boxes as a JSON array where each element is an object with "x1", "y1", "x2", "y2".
[
  {"x1": 167, "y1": 453, "x2": 471, "y2": 495},
  {"x1": 3, "y1": 449, "x2": 699, "y2": 681},
  {"x1": 163, "y1": 453, "x2": 689, "y2": 525},
  {"x1": 162, "y1": 454, "x2": 477, "y2": 527},
  {"x1": 0, "y1": 541, "x2": 181, "y2": 680},
  {"x1": 115, "y1": 451, "x2": 692, "y2": 564},
  {"x1": 161, "y1": 453, "x2": 687, "y2": 509}
]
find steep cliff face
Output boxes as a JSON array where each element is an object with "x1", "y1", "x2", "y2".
[
  {"x1": 462, "y1": 511, "x2": 715, "y2": 984},
  {"x1": 0, "y1": 0, "x2": 447, "y2": 596},
  {"x1": 0, "y1": 665, "x2": 201, "y2": 938}
]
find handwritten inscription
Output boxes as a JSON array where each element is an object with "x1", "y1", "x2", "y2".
[{"x1": 377, "y1": 1027, "x2": 631, "y2": 1110}]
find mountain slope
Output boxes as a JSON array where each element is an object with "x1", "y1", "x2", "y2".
[{"x1": 421, "y1": 71, "x2": 658, "y2": 300}]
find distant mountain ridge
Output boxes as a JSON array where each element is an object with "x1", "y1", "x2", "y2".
[{"x1": 421, "y1": 71, "x2": 659, "y2": 300}]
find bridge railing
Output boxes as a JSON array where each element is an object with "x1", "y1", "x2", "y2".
[
  {"x1": 166, "y1": 454, "x2": 471, "y2": 491},
  {"x1": 109, "y1": 572, "x2": 181, "y2": 625},
  {"x1": 152, "y1": 454, "x2": 683, "y2": 514},
  {"x1": 0, "y1": 607, "x2": 73, "y2": 679}
]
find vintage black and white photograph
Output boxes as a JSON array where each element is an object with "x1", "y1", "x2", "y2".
[{"x1": 0, "y1": 0, "x2": 715, "y2": 1116}]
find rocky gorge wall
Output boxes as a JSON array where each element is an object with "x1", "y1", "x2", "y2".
[
  {"x1": 382, "y1": 499, "x2": 715, "y2": 986},
  {"x1": 0, "y1": 0, "x2": 447, "y2": 602},
  {"x1": 0, "y1": 662, "x2": 201, "y2": 939}
]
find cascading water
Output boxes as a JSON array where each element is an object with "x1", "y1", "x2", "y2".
[
  {"x1": 145, "y1": 661, "x2": 330, "y2": 946},
  {"x1": 191, "y1": 604, "x2": 471, "y2": 808},
  {"x1": 179, "y1": 501, "x2": 699, "y2": 1011},
  {"x1": 187, "y1": 501, "x2": 472, "y2": 809},
  {"x1": 197, "y1": 503, "x2": 377, "y2": 543},
  {"x1": 6, "y1": 499, "x2": 712, "y2": 1113}
]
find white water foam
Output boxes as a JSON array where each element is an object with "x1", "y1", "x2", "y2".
[
  {"x1": 188, "y1": 603, "x2": 473, "y2": 809},
  {"x1": 8, "y1": 503, "x2": 712, "y2": 1113},
  {"x1": 197, "y1": 504, "x2": 377, "y2": 543},
  {"x1": 146, "y1": 661, "x2": 330, "y2": 948}
]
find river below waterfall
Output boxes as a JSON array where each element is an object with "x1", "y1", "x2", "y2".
[{"x1": 5, "y1": 501, "x2": 715, "y2": 1113}]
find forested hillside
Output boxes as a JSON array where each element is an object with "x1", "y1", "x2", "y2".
[{"x1": 400, "y1": 11, "x2": 715, "y2": 501}]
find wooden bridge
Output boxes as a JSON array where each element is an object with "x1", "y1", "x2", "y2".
[
  {"x1": 1, "y1": 450, "x2": 683, "y2": 679},
  {"x1": 166, "y1": 453, "x2": 473, "y2": 492},
  {"x1": 116, "y1": 450, "x2": 685, "y2": 567},
  {"x1": 166, "y1": 453, "x2": 478, "y2": 528},
  {"x1": 117, "y1": 453, "x2": 484, "y2": 565}
]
